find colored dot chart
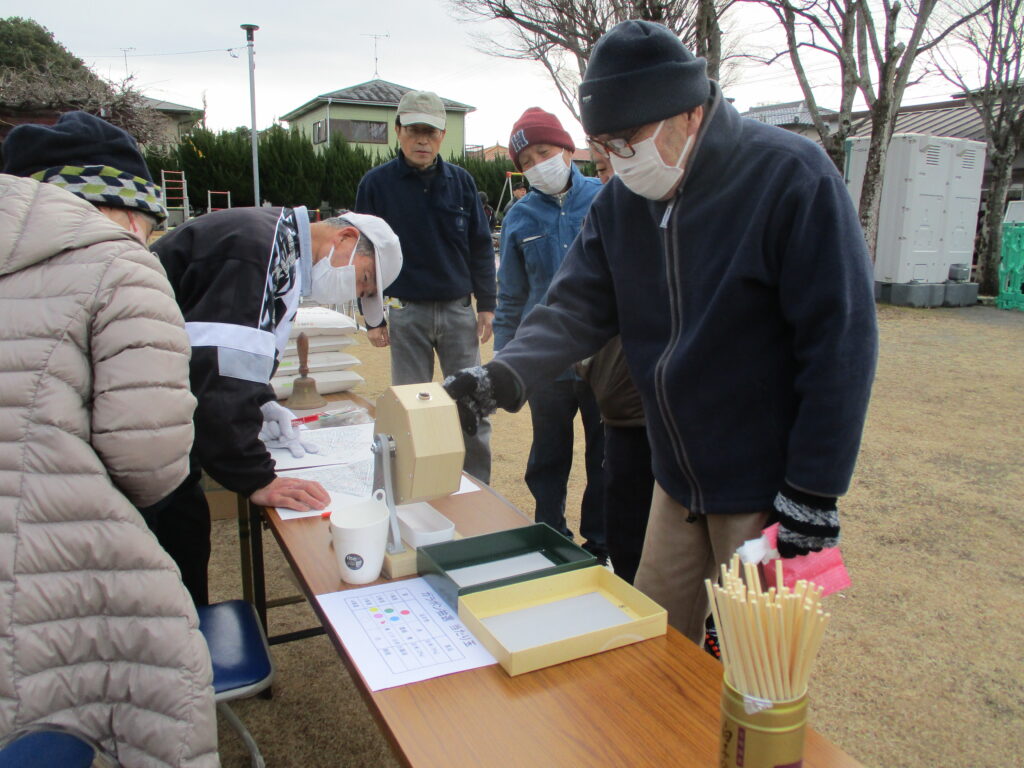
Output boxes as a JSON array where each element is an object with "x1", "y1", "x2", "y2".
[{"x1": 316, "y1": 577, "x2": 497, "y2": 691}]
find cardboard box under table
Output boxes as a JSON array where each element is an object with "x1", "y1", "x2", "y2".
[
  {"x1": 459, "y1": 566, "x2": 667, "y2": 676},
  {"x1": 416, "y1": 523, "x2": 596, "y2": 610}
]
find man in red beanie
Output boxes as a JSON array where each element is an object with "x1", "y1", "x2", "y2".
[{"x1": 490, "y1": 107, "x2": 608, "y2": 562}]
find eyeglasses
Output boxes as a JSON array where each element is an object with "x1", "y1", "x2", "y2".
[
  {"x1": 586, "y1": 126, "x2": 645, "y2": 159},
  {"x1": 402, "y1": 124, "x2": 443, "y2": 140}
]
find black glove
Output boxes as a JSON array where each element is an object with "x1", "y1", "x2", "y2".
[
  {"x1": 772, "y1": 485, "x2": 840, "y2": 558},
  {"x1": 443, "y1": 362, "x2": 518, "y2": 436}
]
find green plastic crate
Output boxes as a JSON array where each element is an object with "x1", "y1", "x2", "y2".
[{"x1": 997, "y1": 223, "x2": 1024, "y2": 311}]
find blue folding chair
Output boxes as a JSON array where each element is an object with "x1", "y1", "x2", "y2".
[
  {"x1": 198, "y1": 600, "x2": 275, "y2": 768},
  {"x1": 0, "y1": 727, "x2": 114, "y2": 768}
]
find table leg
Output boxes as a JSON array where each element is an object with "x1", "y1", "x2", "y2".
[
  {"x1": 237, "y1": 493, "x2": 254, "y2": 604},
  {"x1": 249, "y1": 500, "x2": 268, "y2": 634}
]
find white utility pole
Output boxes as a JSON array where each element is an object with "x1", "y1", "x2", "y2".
[{"x1": 241, "y1": 24, "x2": 261, "y2": 206}]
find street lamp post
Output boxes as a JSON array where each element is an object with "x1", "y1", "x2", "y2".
[{"x1": 241, "y1": 23, "x2": 260, "y2": 206}]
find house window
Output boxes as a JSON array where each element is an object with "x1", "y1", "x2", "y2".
[
  {"x1": 312, "y1": 120, "x2": 327, "y2": 144},
  {"x1": 329, "y1": 119, "x2": 388, "y2": 144}
]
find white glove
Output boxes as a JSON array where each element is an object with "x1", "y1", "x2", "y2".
[{"x1": 259, "y1": 401, "x2": 320, "y2": 459}]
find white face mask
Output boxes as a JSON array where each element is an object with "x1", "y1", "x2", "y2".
[
  {"x1": 611, "y1": 121, "x2": 695, "y2": 201},
  {"x1": 523, "y1": 152, "x2": 571, "y2": 195},
  {"x1": 311, "y1": 240, "x2": 357, "y2": 305}
]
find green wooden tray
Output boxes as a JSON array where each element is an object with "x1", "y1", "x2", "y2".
[{"x1": 417, "y1": 524, "x2": 596, "y2": 610}]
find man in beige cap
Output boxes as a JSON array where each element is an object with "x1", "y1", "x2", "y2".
[{"x1": 355, "y1": 89, "x2": 497, "y2": 483}]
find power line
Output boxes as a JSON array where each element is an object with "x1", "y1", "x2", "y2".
[{"x1": 83, "y1": 46, "x2": 244, "y2": 59}]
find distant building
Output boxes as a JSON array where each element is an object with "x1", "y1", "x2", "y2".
[
  {"x1": 140, "y1": 96, "x2": 203, "y2": 147},
  {"x1": 470, "y1": 143, "x2": 593, "y2": 169},
  {"x1": 742, "y1": 96, "x2": 1023, "y2": 191},
  {"x1": 280, "y1": 79, "x2": 474, "y2": 161},
  {"x1": 0, "y1": 97, "x2": 202, "y2": 147},
  {"x1": 740, "y1": 100, "x2": 835, "y2": 140}
]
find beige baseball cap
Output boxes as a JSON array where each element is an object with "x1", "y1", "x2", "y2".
[{"x1": 397, "y1": 90, "x2": 446, "y2": 130}]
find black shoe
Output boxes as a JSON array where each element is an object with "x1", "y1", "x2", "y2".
[{"x1": 583, "y1": 545, "x2": 609, "y2": 567}]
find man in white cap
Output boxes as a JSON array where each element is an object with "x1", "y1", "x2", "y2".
[
  {"x1": 355, "y1": 89, "x2": 497, "y2": 483},
  {"x1": 150, "y1": 207, "x2": 402, "y2": 604}
]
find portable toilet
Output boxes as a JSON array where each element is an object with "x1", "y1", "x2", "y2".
[{"x1": 845, "y1": 134, "x2": 986, "y2": 306}]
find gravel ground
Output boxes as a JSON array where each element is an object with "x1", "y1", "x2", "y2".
[{"x1": 210, "y1": 303, "x2": 1024, "y2": 768}]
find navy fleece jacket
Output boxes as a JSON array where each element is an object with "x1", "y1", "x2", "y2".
[{"x1": 494, "y1": 85, "x2": 878, "y2": 514}]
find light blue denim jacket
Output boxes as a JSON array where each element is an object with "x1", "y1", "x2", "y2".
[{"x1": 493, "y1": 163, "x2": 602, "y2": 359}]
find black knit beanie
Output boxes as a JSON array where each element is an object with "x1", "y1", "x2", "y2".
[
  {"x1": 579, "y1": 20, "x2": 710, "y2": 136},
  {"x1": 2, "y1": 110, "x2": 167, "y2": 221}
]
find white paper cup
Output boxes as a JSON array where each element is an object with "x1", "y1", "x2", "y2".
[{"x1": 329, "y1": 489, "x2": 390, "y2": 585}]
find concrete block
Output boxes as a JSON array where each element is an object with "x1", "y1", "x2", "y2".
[
  {"x1": 942, "y1": 282, "x2": 979, "y2": 307},
  {"x1": 889, "y1": 282, "x2": 941, "y2": 308}
]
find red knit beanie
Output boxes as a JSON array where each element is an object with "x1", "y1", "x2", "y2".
[{"x1": 508, "y1": 107, "x2": 575, "y2": 170}]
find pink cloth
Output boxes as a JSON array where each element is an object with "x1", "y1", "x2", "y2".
[{"x1": 762, "y1": 523, "x2": 851, "y2": 596}]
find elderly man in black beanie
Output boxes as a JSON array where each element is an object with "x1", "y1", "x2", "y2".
[
  {"x1": 445, "y1": 20, "x2": 879, "y2": 645},
  {"x1": 0, "y1": 111, "x2": 218, "y2": 766}
]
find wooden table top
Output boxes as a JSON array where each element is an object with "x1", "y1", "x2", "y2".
[{"x1": 263, "y1": 473, "x2": 862, "y2": 768}]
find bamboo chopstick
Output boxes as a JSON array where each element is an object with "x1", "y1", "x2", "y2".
[{"x1": 705, "y1": 554, "x2": 831, "y2": 701}]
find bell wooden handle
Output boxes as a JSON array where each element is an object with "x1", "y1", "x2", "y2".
[{"x1": 297, "y1": 332, "x2": 310, "y2": 377}]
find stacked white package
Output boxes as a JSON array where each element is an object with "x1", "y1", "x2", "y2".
[{"x1": 273, "y1": 305, "x2": 364, "y2": 397}]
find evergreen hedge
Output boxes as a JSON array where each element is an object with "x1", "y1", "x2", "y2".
[{"x1": 145, "y1": 127, "x2": 529, "y2": 217}]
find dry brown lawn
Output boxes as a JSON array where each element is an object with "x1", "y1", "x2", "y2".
[{"x1": 210, "y1": 303, "x2": 1024, "y2": 768}]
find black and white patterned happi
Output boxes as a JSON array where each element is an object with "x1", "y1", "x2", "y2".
[{"x1": 259, "y1": 208, "x2": 301, "y2": 337}]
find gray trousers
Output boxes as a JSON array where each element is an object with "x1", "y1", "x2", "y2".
[
  {"x1": 634, "y1": 483, "x2": 769, "y2": 644},
  {"x1": 387, "y1": 297, "x2": 492, "y2": 484}
]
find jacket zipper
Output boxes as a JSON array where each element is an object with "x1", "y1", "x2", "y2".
[{"x1": 653, "y1": 190, "x2": 705, "y2": 516}]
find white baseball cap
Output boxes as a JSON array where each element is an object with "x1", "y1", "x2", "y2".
[{"x1": 340, "y1": 212, "x2": 403, "y2": 327}]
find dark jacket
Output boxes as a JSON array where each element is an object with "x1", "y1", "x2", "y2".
[
  {"x1": 494, "y1": 85, "x2": 878, "y2": 514},
  {"x1": 577, "y1": 337, "x2": 646, "y2": 427},
  {"x1": 355, "y1": 153, "x2": 496, "y2": 313},
  {"x1": 153, "y1": 206, "x2": 303, "y2": 495}
]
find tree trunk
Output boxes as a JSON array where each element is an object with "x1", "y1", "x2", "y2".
[
  {"x1": 694, "y1": 0, "x2": 723, "y2": 80},
  {"x1": 977, "y1": 149, "x2": 1015, "y2": 296},
  {"x1": 821, "y1": 133, "x2": 846, "y2": 174},
  {"x1": 857, "y1": 103, "x2": 895, "y2": 261}
]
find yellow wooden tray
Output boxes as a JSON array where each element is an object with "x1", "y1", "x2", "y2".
[{"x1": 458, "y1": 566, "x2": 667, "y2": 676}]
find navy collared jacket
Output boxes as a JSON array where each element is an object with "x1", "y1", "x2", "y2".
[
  {"x1": 494, "y1": 86, "x2": 879, "y2": 514},
  {"x1": 355, "y1": 152, "x2": 496, "y2": 314}
]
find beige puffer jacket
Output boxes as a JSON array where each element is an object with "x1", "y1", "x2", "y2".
[{"x1": 0, "y1": 176, "x2": 219, "y2": 767}]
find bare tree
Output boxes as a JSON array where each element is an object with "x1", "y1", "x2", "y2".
[
  {"x1": 931, "y1": 0, "x2": 1024, "y2": 295},
  {"x1": 744, "y1": 0, "x2": 860, "y2": 171},
  {"x1": 743, "y1": 0, "x2": 987, "y2": 257},
  {"x1": 0, "y1": 65, "x2": 164, "y2": 144},
  {"x1": 448, "y1": 0, "x2": 732, "y2": 123}
]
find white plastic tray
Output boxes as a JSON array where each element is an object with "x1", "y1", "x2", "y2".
[{"x1": 397, "y1": 501, "x2": 455, "y2": 548}]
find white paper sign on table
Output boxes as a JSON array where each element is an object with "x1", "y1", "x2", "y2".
[
  {"x1": 275, "y1": 460, "x2": 375, "y2": 521},
  {"x1": 269, "y1": 422, "x2": 375, "y2": 471},
  {"x1": 316, "y1": 577, "x2": 496, "y2": 691}
]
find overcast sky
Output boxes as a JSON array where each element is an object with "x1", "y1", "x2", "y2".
[{"x1": 7, "y1": 0, "x2": 966, "y2": 148}]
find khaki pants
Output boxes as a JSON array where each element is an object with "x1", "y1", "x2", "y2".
[{"x1": 634, "y1": 483, "x2": 769, "y2": 645}]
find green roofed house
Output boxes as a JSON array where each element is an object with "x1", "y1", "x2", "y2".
[{"x1": 280, "y1": 79, "x2": 475, "y2": 161}]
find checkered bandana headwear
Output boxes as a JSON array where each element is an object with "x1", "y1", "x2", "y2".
[{"x1": 30, "y1": 164, "x2": 168, "y2": 222}]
